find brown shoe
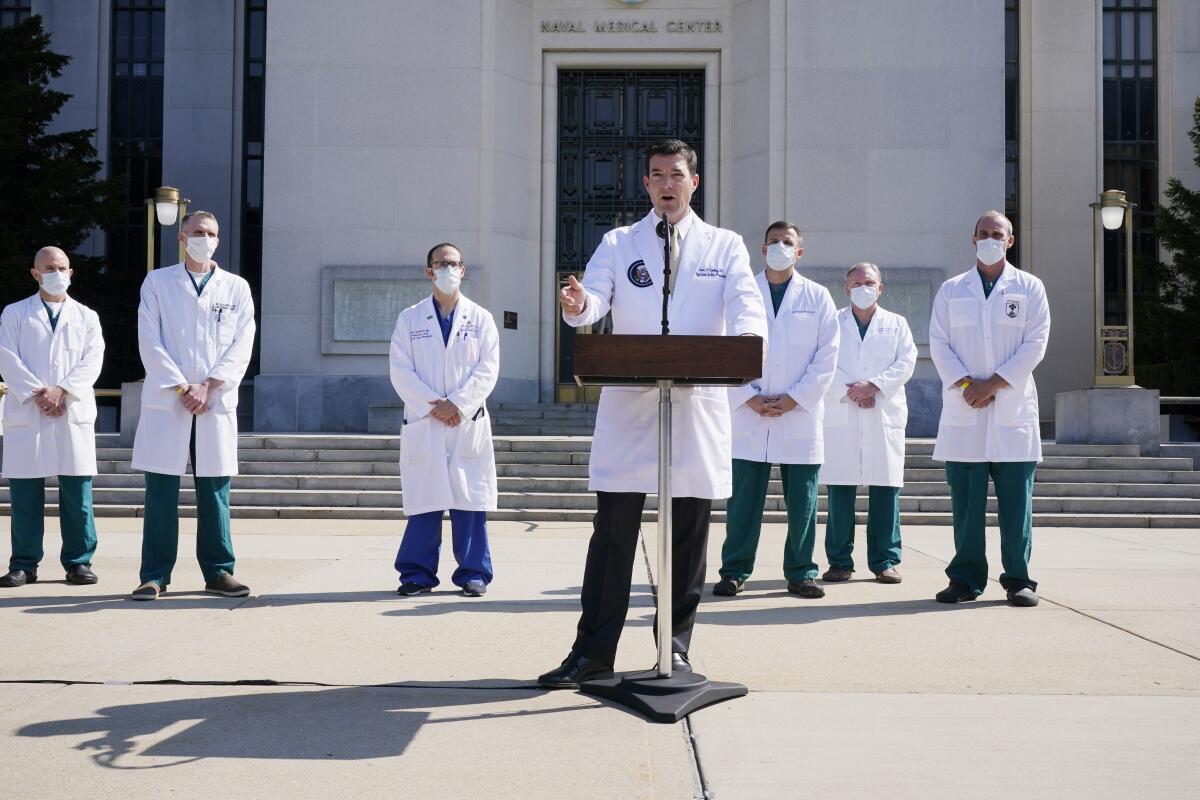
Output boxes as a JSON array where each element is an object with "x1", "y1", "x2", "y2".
[
  {"x1": 205, "y1": 573, "x2": 250, "y2": 597},
  {"x1": 822, "y1": 567, "x2": 853, "y2": 582},
  {"x1": 129, "y1": 581, "x2": 162, "y2": 601},
  {"x1": 874, "y1": 568, "x2": 902, "y2": 584}
]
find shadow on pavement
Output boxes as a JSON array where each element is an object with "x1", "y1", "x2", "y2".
[{"x1": 15, "y1": 682, "x2": 589, "y2": 768}]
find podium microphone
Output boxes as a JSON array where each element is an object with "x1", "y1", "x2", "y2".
[{"x1": 657, "y1": 214, "x2": 672, "y2": 336}]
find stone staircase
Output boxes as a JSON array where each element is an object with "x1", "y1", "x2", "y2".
[{"x1": 1, "y1": 402, "x2": 1198, "y2": 528}]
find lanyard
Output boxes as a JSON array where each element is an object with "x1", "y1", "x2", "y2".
[
  {"x1": 41, "y1": 300, "x2": 61, "y2": 332},
  {"x1": 188, "y1": 269, "x2": 214, "y2": 297}
]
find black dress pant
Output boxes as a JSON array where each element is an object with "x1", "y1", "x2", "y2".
[{"x1": 572, "y1": 491, "x2": 712, "y2": 666}]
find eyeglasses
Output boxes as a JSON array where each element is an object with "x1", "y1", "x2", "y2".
[{"x1": 431, "y1": 260, "x2": 464, "y2": 270}]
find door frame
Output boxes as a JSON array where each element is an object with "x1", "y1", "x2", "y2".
[{"x1": 538, "y1": 50, "x2": 724, "y2": 402}]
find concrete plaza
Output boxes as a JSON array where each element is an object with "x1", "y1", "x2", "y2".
[{"x1": 0, "y1": 517, "x2": 1198, "y2": 799}]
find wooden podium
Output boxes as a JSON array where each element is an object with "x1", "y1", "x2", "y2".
[{"x1": 572, "y1": 334, "x2": 762, "y2": 723}]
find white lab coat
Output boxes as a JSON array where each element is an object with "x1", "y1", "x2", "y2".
[
  {"x1": 390, "y1": 294, "x2": 500, "y2": 516},
  {"x1": 0, "y1": 295, "x2": 104, "y2": 478},
  {"x1": 929, "y1": 262, "x2": 1050, "y2": 463},
  {"x1": 728, "y1": 272, "x2": 839, "y2": 465},
  {"x1": 564, "y1": 209, "x2": 768, "y2": 499},
  {"x1": 132, "y1": 264, "x2": 255, "y2": 477},
  {"x1": 821, "y1": 305, "x2": 917, "y2": 487}
]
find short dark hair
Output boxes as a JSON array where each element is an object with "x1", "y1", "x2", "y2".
[
  {"x1": 426, "y1": 242, "x2": 461, "y2": 267},
  {"x1": 764, "y1": 221, "x2": 802, "y2": 244},
  {"x1": 645, "y1": 139, "x2": 698, "y2": 177}
]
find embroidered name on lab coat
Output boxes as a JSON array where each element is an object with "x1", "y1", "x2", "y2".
[
  {"x1": 791, "y1": 308, "x2": 816, "y2": 316},
  {"x1": 695, "y1": 266, "x2": 726, "y2": 278},
  {"x1": 411, "y1": 328, "x2": 434, "y2": 341}
]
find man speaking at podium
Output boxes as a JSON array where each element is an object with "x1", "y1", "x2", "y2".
[{"x1": 539, "y1": 139, "x2": 768, "y2": 689}]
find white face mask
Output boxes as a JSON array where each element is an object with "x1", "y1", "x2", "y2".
[
  {"x1": 433, "y1": 266, "x2": 463, "y2": 294},
  {"x1": 850, "y1": 284, "x2": 878, "y2": 310},
  {"x1": 40, "y1": 270, "x2": 71, "y2": 296},
  {"x1": 764, "y1": 242, "x2": 795, "y2": 271},
  {"x1": 186, "y1": 235, "x2": 219, "y2": 263},
  {"x1": 975, "y1": 237, "x2": 1007, "y2": 266}
]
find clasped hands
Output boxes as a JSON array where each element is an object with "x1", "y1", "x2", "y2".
[
  {"x1": 955, "y1": 374, "x2": 1007, "y2": 409},
  {"x1": 176, "y1": 378, "x2": 224, "y2": 415},
  {"x1": 33, "y1": 386, "x2": 66, "y2": 417},
  {"x1": 428, "y1": 398, "x2": 462, "y2": 427},
  {"x1": 845, "y1": 380, "x2": 879, "y2": 409},
  {"x1": 747, "y1": 394, "x2": 798, "y2": 417}
]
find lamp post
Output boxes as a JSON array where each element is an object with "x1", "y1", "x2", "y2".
[
  {"x1": 1089, "y1": 189, "x2": 1136, "y2": 386},
  {"x1": 144, "y1": 185, "x2": 190, "y2": 273}
]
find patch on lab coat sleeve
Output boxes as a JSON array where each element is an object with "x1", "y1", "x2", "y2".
[{"x1": 627, "y1": 260, "x2": 653, "y2": 287}]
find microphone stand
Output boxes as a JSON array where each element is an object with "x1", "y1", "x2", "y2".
[{"x1": 657, "y1": 213, "x2": 672, "y2": 336}]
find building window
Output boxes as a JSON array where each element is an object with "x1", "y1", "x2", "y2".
[
  {"x1": 0, "y1": 0, "x2": 31, "y2": 28},
  {"x1": 1102, "y1": 0, "x2": 1156, "y2": 323},
  {"x1": 241, "y1": 0, "x2": 267, "y2": 376},
  {"x1": 105, "y1": 0, "x2": 165, "y2": 382},
  {"x1": 1004, "y1": 0, "x2": 1019, "y2": 261}
]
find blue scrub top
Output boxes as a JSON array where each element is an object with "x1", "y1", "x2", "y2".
[{"x1": 433, "y1": 298, "x2": 455, "y2": 345}]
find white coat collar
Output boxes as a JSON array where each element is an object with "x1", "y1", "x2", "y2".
[
  {"x1": 963, "y1": 260, "x2": 1014, "y2": 302},
  {"x1": 169, "y1": 261, "x2": 225, "y2": 294},
  {"x1": 841, "y1": 304, "x2": 893, "y2": 341},
  {"x1": 632, "y1": 209, "x2": 715, "y2": 312},
  {"x1": 755, "y1": 269, "x2": 806, "y2": 321},
  {"x1": 25, "y1": 293, "x2": 78, "y2": 335},
  {"x1": 430, "y1": 293, "x2": 477, "y2": 349}
]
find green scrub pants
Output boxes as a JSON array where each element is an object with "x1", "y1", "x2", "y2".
[
  {"x1": 824, "y1": 484, "x2": 902, "y2": 574},
  {"x1": 720, "y1": 459, "x2": 820, "y2": 583},
  {"x1": 139, "y1": 420, "x2": 235, "y2": 586},
  {"x1": 7, "y1": 476, "x2": 97, "y2": 573},
  {"x1": 944, "y1": 461, "x2": 1037, "y2": 595}
]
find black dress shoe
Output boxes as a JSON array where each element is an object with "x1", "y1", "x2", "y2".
[
  {"x1": 671, "y1": 652, "x2": 692, "y2": 673},
  {"x1": 935, "y1": 581, "x2": 977, "y2": 604},
  {"x1": 0, "y1": 569, "x2": 37, "y2": 588},
  {"x1": 712, "y1": 576, "x2": 745, "y2": 596},
  {"x1": 537, "y1": 652, "x2": 613, "y2": 689},
  {"x1": 65, "y1": 564, "x2": 98, "y2": 585}
]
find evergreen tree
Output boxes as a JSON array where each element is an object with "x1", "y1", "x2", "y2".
[
  {"x1": 0, "y1": 16, "x2": 121, "y2": 308},
  {"x1": 1136, "y1": 96, "x2": 1200, "y2": 394}
]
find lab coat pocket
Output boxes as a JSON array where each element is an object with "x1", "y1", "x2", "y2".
[
  {"x1": 459, "y1": 413, "x2": 490, "y2": 458},
  {"x1": 949, "y1": 299, "x2": 977, "y2": 328},
  {"x1": 823, "y1": 392, "x2": 849, "y2": 428},
  {"x1": 940, "y1": 388, "x2": 978, "y2": 426},
  {"x1": 997, "y1": 294, "x2": 1027, "y2": 327},
  {"x1": 66, "y1": 394, "x2": 97, "y2": 425},
  {"x1": 400, "y1": 417, "x2": 432, "y2": 464},
  {"x1": 142, "y1": 383, "x2": 177, "y2": 411},
  {"x1": 993, "y1": 385, "x2": 1036, "y2": 427},
  {"x1": 2, "y1": 395, "x2": 37, "y2": 428}
]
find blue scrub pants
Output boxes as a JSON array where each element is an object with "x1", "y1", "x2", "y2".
[{"x1": 394, "y1": 509, "x2": 492, "y2": 588}]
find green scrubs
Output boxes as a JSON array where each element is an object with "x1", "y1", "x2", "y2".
[
  {"x1": 720, "y1": 459, "x2": 820, "y2": 583},
  {"x1": 7, "y1": 476, "x2": 97, "y2": 573},
  {"x1": 944, "y1": 460, "x2": 1037, "y2": 595},
  {"x1": 824, "y1": 484, "x2": 901, "y2": 574},
  {"x1": 138, "y1": 418, "x2": 235, "y2": 587}
]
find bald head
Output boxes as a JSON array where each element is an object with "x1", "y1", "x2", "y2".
[
  {"x1": 33, "y1": 246, "x2": 69, "y2": 270},
  {"x1": 31, "y1": 246, "x2": 73, "y2": 299}
]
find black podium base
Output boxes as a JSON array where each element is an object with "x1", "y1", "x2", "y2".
[{"x1": 580, "y1": 669, "x2": 748, "y2": 723}]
